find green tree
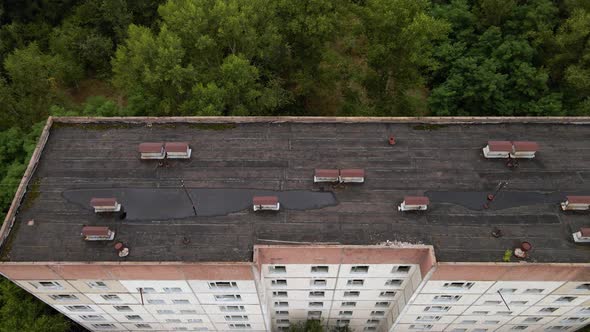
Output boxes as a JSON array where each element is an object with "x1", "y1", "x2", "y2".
[
  {"x1": 359, "y1": 0, "x2": 450, "y2": 115},
  {"x1": 0, "y1": 279, "x2": 70, "y2": 332}
]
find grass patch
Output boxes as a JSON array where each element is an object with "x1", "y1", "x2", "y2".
[
  {"x1": 190, "y1": 123, "x2": 237, "y2": 130},
  {"x1": 412, "y1": 124, "x2": 447, "y2": 131},
  {"x1": 20, "y1": 178, "x2": 41, "y2": 212}
]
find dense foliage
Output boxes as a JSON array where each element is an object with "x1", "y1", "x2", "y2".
[{"x1": 0, "y1": 0, "x2": 589, "y2": 330}]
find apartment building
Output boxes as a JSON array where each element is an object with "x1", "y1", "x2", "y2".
[{"x1": 0, "y1": 117, "x2": 589, "y2": 332}]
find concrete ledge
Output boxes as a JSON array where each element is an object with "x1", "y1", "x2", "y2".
[{"x1": 53, "y1": 116, "x2": 590, "y2": 124}]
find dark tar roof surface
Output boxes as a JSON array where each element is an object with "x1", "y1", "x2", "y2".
[{"x1": 3, "y1": 121, "x2": 590, "y2": 263}]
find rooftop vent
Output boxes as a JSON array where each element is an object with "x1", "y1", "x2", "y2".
[
  {"x1": 573, "y1": 228, "x2": 590, "y2": 243},
  {"x1": 253, "y1": 196, "x2": 280, "y2": 211},
  {"x1": 339, "y1": 169, "x2": 365, "y2": 183},
  {"x1": 398, "y1": 196, "x2": 429, "y2": 212},
  {"x1": 511, "y1": 141, "x2": 539, "y2": 159},
  {"x1": 90, "y1": 198, "x2": 121, "y2": 213},
  {"x1": 561, "y1": 196, "x2": 590, "y2": 211},
  {"x1": 483, "y1": 141, "x2": 539, "y2": 159},
  {"x1": 114, "y1": 242, "x2": 130, "y2": 257},
  {"x1": 483, "y1": 141, "x2": 512, "y2": 158},
  {"x1": 314, "y1": 169, "x2": 340, "y2": 183},
  {"x1": 138, "y1": 142, "x2": 165, "y2": 160},
  {"x1": 81, "y1": 226, "x2": 115, "y2": 241},
  {"x1": 388, "y1": 135, "x2": 396, "y2": 145},
  {"x1": 165, "y1": 142, "x2": 192, "y2": 159}
]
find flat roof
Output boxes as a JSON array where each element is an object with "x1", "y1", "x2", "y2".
[{"x1": 2, "y1": 117, "x2": 590, "y2": 263}]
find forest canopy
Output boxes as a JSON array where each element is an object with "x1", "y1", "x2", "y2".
[{"x1": 0, "y1": 0, "x2": 590, "y2": 331}]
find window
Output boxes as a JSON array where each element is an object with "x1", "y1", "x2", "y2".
[
  {"x1": 157, "y1": 310, "x2": 174, "y2": 314},
  {"x1": 272, "y1": 280, "x2": 287, "y2": 287},
  {"x1": 385, "y1": 279, "x2": 403, "y2": 287},
  {"x1": 135, "y1": 324, "x2": 151, "y2": 329},
  {"x1": 49, "y1": 294, "x2": 78, "y2": 301},
  {"x1": 484, "y1": 300, "x2": 501, "y2": 305},
  {"x1": 366, "y1": 319, "x2": 380, "y2": 325},
  {"x1": 524, "y1": 317, "x2": 543, "y2": 323},
  {"x1": 172, "y1": 299, "x2": 190, "y2": 304},
  {"x1": 473, "y1": 311, "x2": 489, "y2": 315},
  {"x1": 484, "y1": 320, "x2": 500, "y2": 325},
  {"x1": 139, "y1": 287, "x2": 156, "y2": 293},
  {"x1": 165, "y1": 319, "x2": 181, "y2": 323},
  {"x1": 510, "y1": 301, "x2": 528, "y2": 305},
  {"x1": 113, "y1": 305, "x2": 132, "y2": 312},
  {"x1": 524, "y1": 288, "x2": 544, "y2": 294},
  {"x1": 339, "y1": 311, "x2": 353, "y2": 316},
  {"x1": 225, "y1": 315, "x2": 248, "y2": 321},
  {"x1": 545, "y1": 327, "x2": 571, "y2": 331},
  {"x1": 461, "y1": 320, "x2": 477, "y2": 324},
  {"x1": 188, "y1": 319, "x2": 203, "y2": 323},
  {"x1": 497, "y1": 311, "x2": 513, "y2": 315},
  {"x1": 375, "y1": 301, "x2": 390, "y2": 307},
  {"x1": 163, "y1": 287, "x2": 182, "y2": 293},
  {"x1": 311, "y1": 266, "x2": 329, "y2": 273},
  {"x1": 275, "y1": 311, "x2": 289, "y2": 316},
  {"x1": 32, "y1": 281, "x2": 62, "y2": 290},
  {"x1": 269, "y1": 266, "x2": 286, "y2": 273},
  {"x1": 416, "y1": 316, "x2": 441, "y2": 322},
  {"x1": 344, "y1": 291, "x2": 360, "y2": 297},
  {"x1": 87, "y1": 281, "x2": 108, "y2": 290},
  {"x1": 312, "y1": 279, "x2": 327, "y2": 287},
  {"x1": 80, "y1": 315, "x2": 105, "y2": 321},
  {"x1": 379, "y1": 291, "x2": 396, "y2": 298},
  {"x1": 92, "y1": 324, "x2": 116, "y2": 329},
  {"x1": 555, "y1": 296, "x2": 576, "y2": 303},
  {"x1": 576, "y1": 283, "x2": 590, "y2": 291},
  {"x1": 228, "y1": 323, "x2": 251, "y2": 329},
  {"x1": 274, "y1": 302, "x2": 288, "y2": 308},
  {"x1": 540, "y1": 307, "x2": 559, "y2": 313},
  {"x1": 214, "y1": 294, "x2": 242, "y2": 302},
  {"x1": 443, "y1": 282, "x2": 474, "y2": 290},
  {"x1": 273, "y1": 291, "x2": 288, "y2": 298},
  {"x1": 276, "y1": 319, "x2": 290, "y2": 325},
  {"x1": 309, "y1": 291, "x2": 325, "y2": 298},
  {"x1": 66, "y1": 305, "x2": 92, "y2": 312},
  {"x1": 100, "y1": 294, "x2": 120, "y2": 301},
  {"x1": 125, "y1": 315, "x2": 142, "y2": 321},
  {"x1": 220, "y1": 306, "x2": 245, "y2": 312},
  {"x1": 179, "y1": 310, "x2": 197, "y2": 314},
  {"x1": 341, "y1": 302, "x2": 356, "y2": 307},
  {"x1": 370, "y1": 311, "x2": 385, "y2": 316},
  {"x1": 350, "y1": 266, "x2": 369, "y2": 273},
  {"x1": 147, "y1": 299, "x2": 165, "y2": 304},
  {"x1": 433, "y1": 295, "x2": 460, "y2": 303},
  {"x1": 364, "y1": 328, "x2": 377, "y2": 331},
  {"x1": 347, "y1": 279, "x2": 364, "y2": 286},
  {"x1": 561, "y1": 317, "x2": 587, "y2": 323},
  {"x1": 393, "y1": 265, "x2": 411, "y2": 273},
  {"x1": 336, "y1": 319, "x2": 350, "y2": 326},
  {"x1": 424, "y1": 306, "x2": 450, "y2": 312},
  {"x1": 579, "y1": 307, "x2": 590, "y2": 314},
  {"x1": 511, "y1": 326, "x2": 528, "y2": 330},
  {"x1": 308, "y1": 311, "x2": 322, "y2": 319},
  {"x1": 309, "y1": 302, "x2": 323, "y2": 308},
  {"x1": 209, "y1": 282, "x2": 238, "y2": 289},
  {"x1": 409, "y1": 325, "x2": 433, "y2": 330},
  {"x1": 499, "y1": 288, "x2": 517, "y2": 294}
]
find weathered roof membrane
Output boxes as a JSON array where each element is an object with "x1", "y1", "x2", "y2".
[{"x1": 1, "y1": 117, "x2": 590, "y2": 263}]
